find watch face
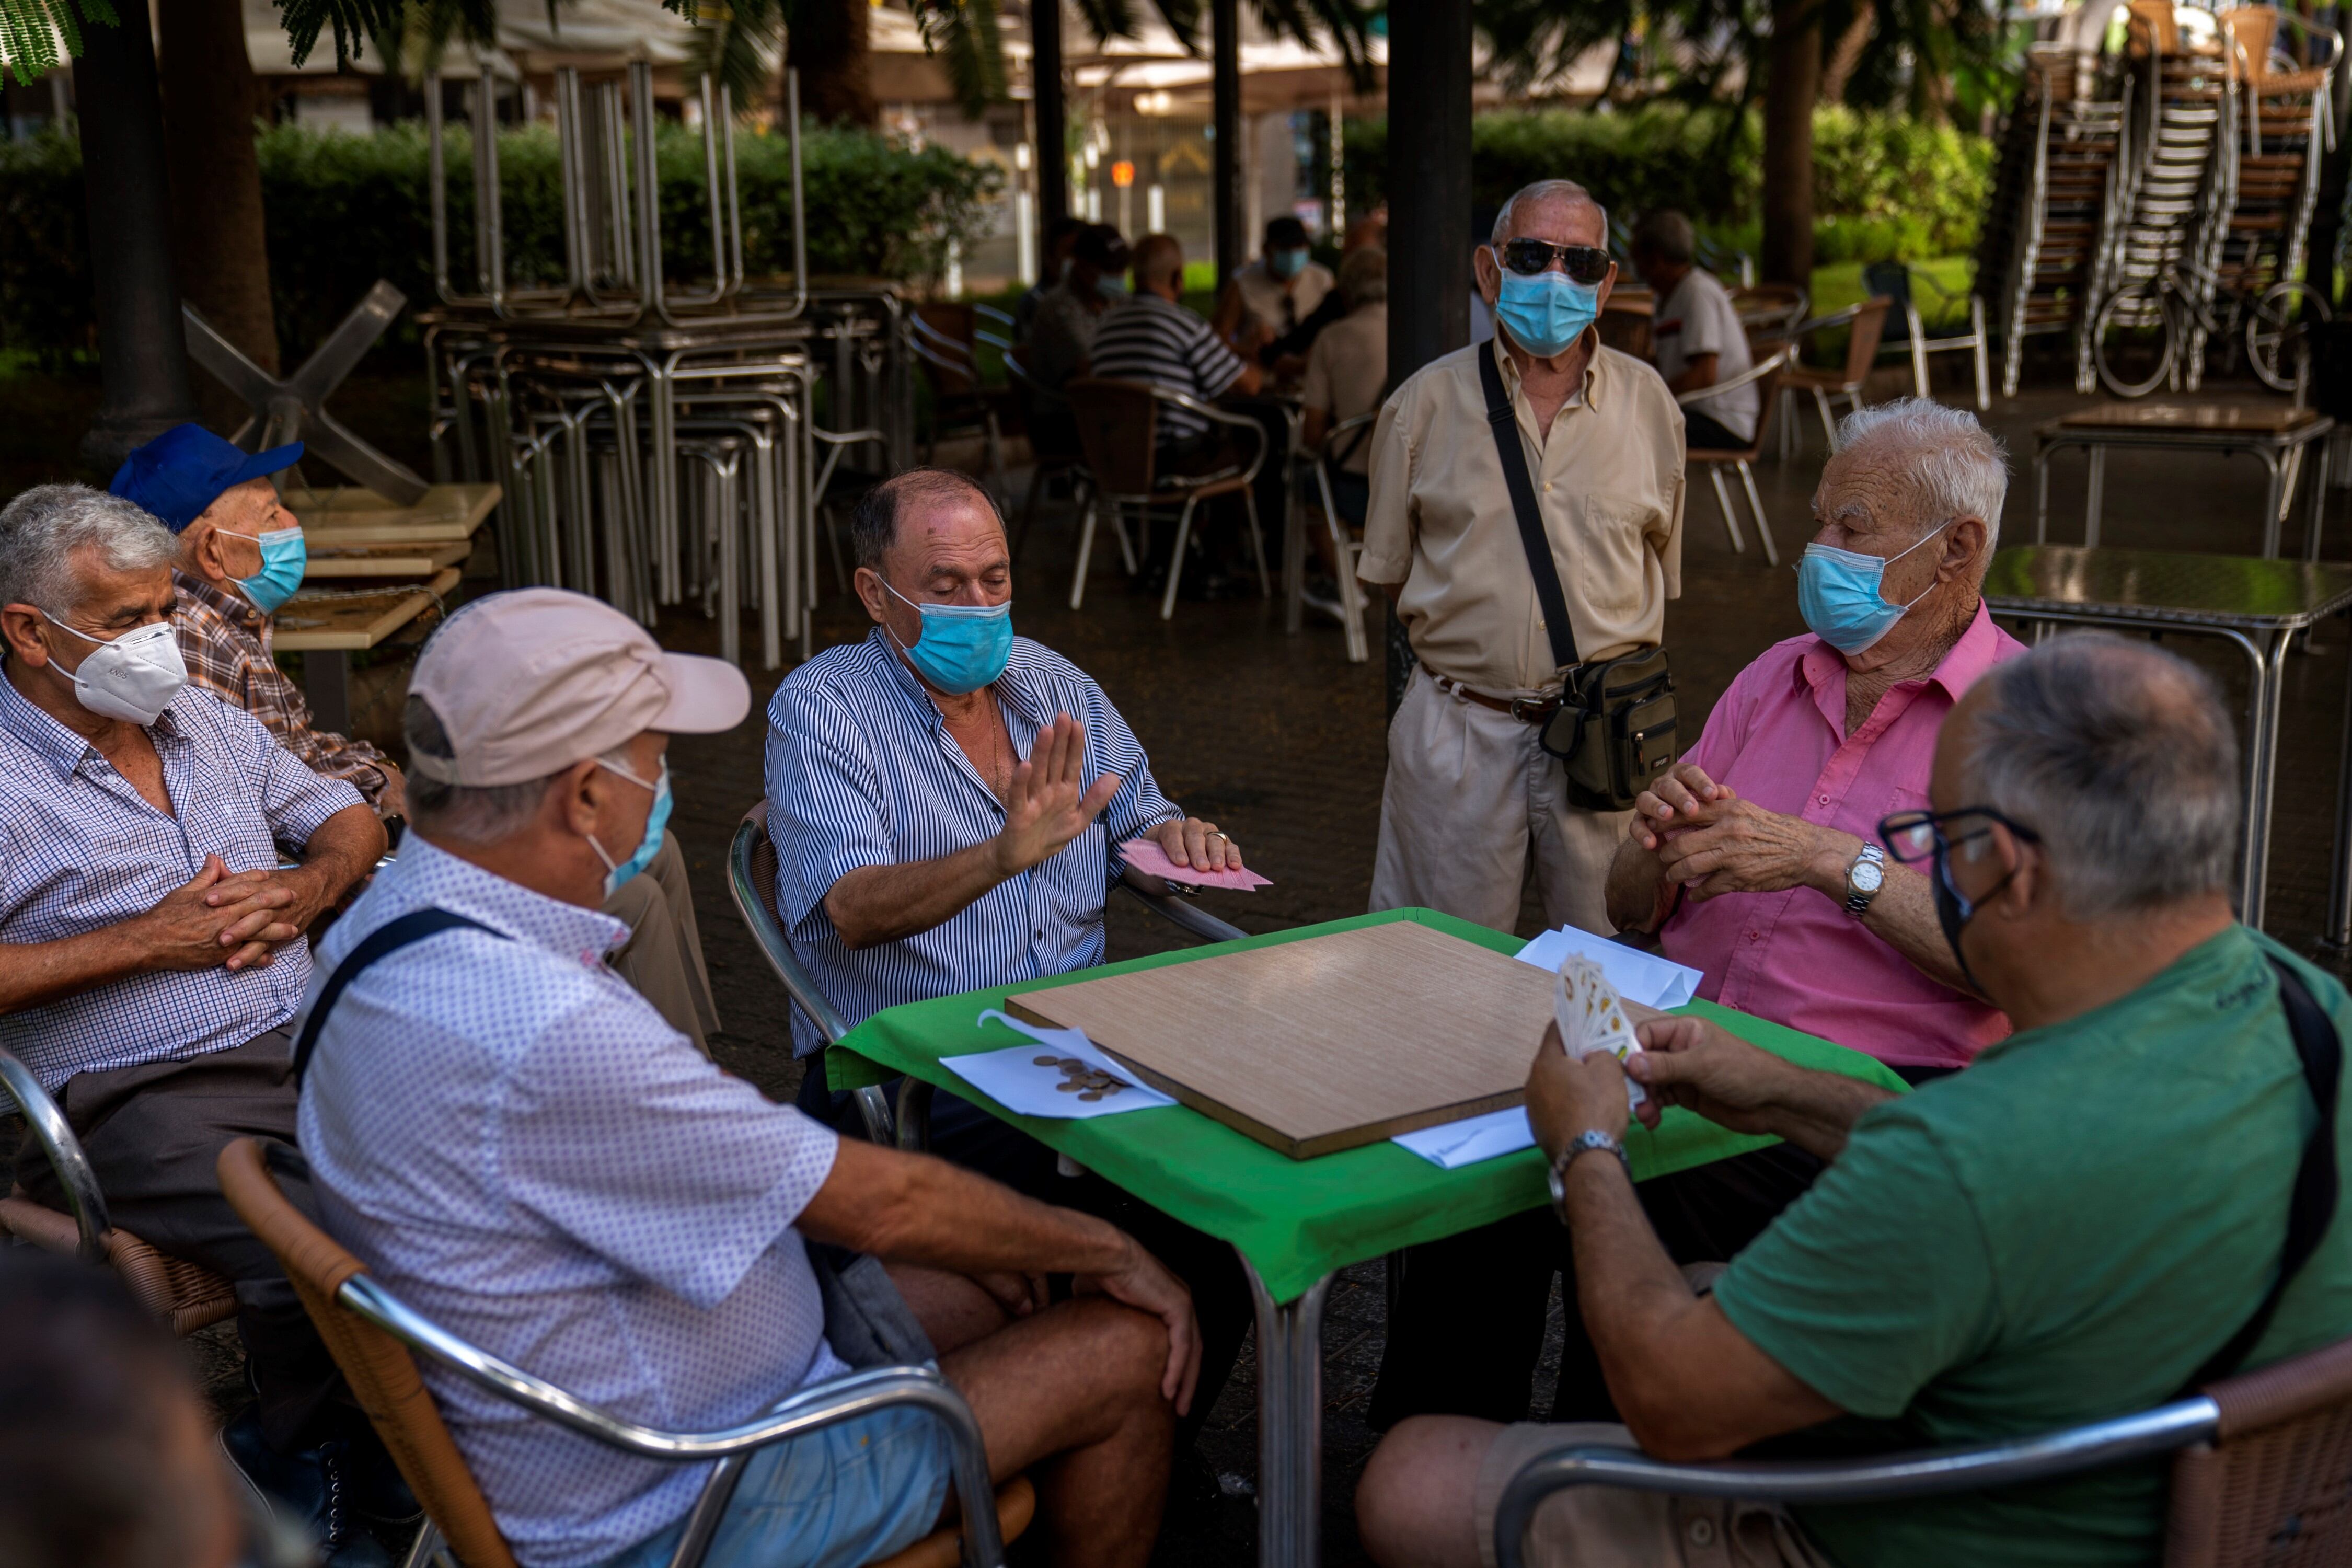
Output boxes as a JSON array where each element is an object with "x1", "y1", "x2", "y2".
[{"x1": 1852, "y1": 858, "x2": 1885, "y2": 894}]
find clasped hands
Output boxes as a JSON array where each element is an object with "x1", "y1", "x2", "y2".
[
  {"x1": 139, "y1": 855, "x2": 333, "y2": 974},
  {"x1": 990, "y1": 713, "x2": 1244, "y2": 882},
  {"x1": 1630, "y1": 762, "x2": 1860, "y2": 903}
]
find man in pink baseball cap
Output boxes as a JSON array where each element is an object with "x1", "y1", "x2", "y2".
[{"x1": 296, "y1": 587, "x2": 1197, "y2": 1568}]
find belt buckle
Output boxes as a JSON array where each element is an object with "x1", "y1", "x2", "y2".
[{"x1": 1509, "y1": 694, "x2": 1554, "y2": 723}]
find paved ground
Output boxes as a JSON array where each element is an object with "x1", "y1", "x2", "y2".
[{"x1": 16, "y1": 355, "x2": 2352, "y2": 1564}]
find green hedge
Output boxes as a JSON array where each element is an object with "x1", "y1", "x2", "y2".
[
  {"x1": 1343, "y1": 103, "x2": 1993, "y2": 264},
  {"x1": 0, "y1": 120, "x2": 1002, "y2": 366}
]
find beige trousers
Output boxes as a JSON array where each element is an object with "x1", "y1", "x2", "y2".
[
  {"x1": 602, "y1": 829, "x2": 722, "y2": 1055},
  {"x1": 1371, "y1": 668, "x2": 1630, "y2": 937},
  {"x1": 1477, "y1": 1422, "x2": 1834, "y2": 1568}
]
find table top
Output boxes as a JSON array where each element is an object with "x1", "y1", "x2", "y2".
[
  {"x1": 833, "y1": 907, "x2": 1906, "y2": 1304},
  {"x1": 1984, "y1": 545, "x2": 2352, "y2": 629},
  {"x1": 271, "y1": 569, "x2": 456, "y2": 651},
  {"x1": 291, "y1": 483, "x2": 500, "y2": 545},
  {"x1": 2042, "y1": 402, "x2": 2333, "y2": 440},
  {"x1": 302, "y1": 539, "x2": 471, "y2": 580}
]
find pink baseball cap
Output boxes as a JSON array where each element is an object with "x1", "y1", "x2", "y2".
[{"x1": 407, "y1": 589, "x2": 750, "y2": 787}]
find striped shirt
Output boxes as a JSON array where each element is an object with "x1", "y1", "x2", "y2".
[
  {"x1": 1088, "y1": 294, "x2": 1247, "y2": 444},
  {"x1": 174, "y1": 571, "x2": 396, "y2": 808},
  {"x1": 0, "y1": 668, "x2": 364, "y2": 1091},
  {"x1": 302, "y1": 836, "x2": 844, "y2": 1568},
  {"x1": 762, "y1": 630, "x2": 1181, "y2": 1056}
]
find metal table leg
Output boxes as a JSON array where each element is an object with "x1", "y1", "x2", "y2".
[
  {"x1": 2035, "y1": 441, "x2": 2052, "y2": 545},
  {"x1": 2323, "y1": 618, "x2": 2352, "y2": 952},
  {"x1": 2308, "y1": 443, "x2": 2334, "y2": 564},
  {"x1": 2261, "y1": 446, "x2": 2288, "y2": 559},
  {"x1": 306, "y1": 651, "x2": 352, "y2": 734},
  {"x1": 2242, "y1": 627, "x2": 2295, "y2": 930},
  {"x1": 1242, "y1": 1256, "x2": 1333, "y2": 1568},
  {"x1": 2084, "y1": 444, "x2": 2107, "y2": 548}
]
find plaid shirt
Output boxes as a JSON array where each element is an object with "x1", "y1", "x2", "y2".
[
  {"x1": 0, "y1": 672, "x2": 365, "y2": 1090},
  {"x1": 174, "y1": 571, "x2": 394, "y2": 807}
]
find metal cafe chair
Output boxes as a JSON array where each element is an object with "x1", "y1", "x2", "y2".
[
  {"x1": 1781, "y1": 297, "x2": 1896, "y2": 454},
  {"x1": 908, "y1": 314, "x2": 1011, "y2": 507},
  {"x1": 1062, "y1": 378, "x2": 1272, "y2": 619},
  {"x1": 1494, "y1": 1332, "x2": 2352, "y2": 1568},
  {"x1": 0, "y1": 1047, "x2": 237, "y2": 1336},
  {"x1": 1864, "y1": 260, "x2": 1993, "y2": 412},
  {"x1": 1679, "y1": 347, "x2": 1793, "y2": 567},
  {"x1": 1304, "y1": 410, "x2": 1379, "y2": 664},
  {"x1": 999, "y1": 350, "x2": 1091, "y2": 561},
  {"x1": 218, "y1": 1138, "x2": 1033, "y2": 1568}
]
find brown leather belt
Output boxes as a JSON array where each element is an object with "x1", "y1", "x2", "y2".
[{"x1": 1430, "y1": 672, "x2": 1565, "y2": 724}]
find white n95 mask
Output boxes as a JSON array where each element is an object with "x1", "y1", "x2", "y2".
[{"x1": 41, "y1": 612, "x2": 189, "y2": 724}]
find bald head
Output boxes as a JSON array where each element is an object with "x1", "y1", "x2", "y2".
[
  {"x1": 850, "y1": 467, "x2": 1003, "y2": 575},
  {"x1": 1132, "y1": 234, "x2": 1185, "y2": 296},
  {"x1": 1945, "y1": 635, "x2": 2239, "y2": 919}
]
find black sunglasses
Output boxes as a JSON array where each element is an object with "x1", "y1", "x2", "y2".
[
  {"x1": 1496, "y1": 239, "x2": 1615, "y2": 285},
  {"x1": 1878, "y1": 806, "x2": 2042, "y2": 919}
]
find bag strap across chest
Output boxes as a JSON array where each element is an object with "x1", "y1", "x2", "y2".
[{"x1": 1477, "y1": 344, "x2": 1582, "y2": 678}]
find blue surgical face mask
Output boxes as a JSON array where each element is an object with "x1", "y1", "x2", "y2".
[
  {"x1": 236, "y1": 525, "x2": 307, "y2": 615},
  {"x1": 1493, "y1": 263, "x2": 1602, "y2": 359},
  {"x1": 884, "y1": 580, "x2": 1014, "y2": 696},
  {"x1": 1269, "y1": 246, "x2": 1310, "y2": 281},
  {"x1": 589, "y1": 756, "x2": 671, "y2": 897},
  {"x1": 1795, "y1": 519, "x2": 1954, "y2": 655}
]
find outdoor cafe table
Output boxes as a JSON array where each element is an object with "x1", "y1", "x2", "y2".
[
  {"x1": 827, "y1": 906, "x2": 1906, "y2": 1568},
  {"x1": 2031, "y1": 402, "x2": 2334, "y2": 558},
  {"x1": 271, "y1": 570, "x2": 457, "y2": 734},
  {"x1": 1983, "y1": 544, "x2": 2352, "y2": 939}
]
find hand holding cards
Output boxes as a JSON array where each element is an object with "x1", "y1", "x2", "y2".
[{"x1": 1555, "y1": 952, "x2": 1648, "y2": 1111}]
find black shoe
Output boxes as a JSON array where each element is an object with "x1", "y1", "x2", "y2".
[{"x1": 220, "y1": 1409, "x2": 398, "y2": 1567}]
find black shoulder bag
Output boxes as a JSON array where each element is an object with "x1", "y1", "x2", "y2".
[
  {"x1": 1477, "y1": 347, "x2": 1678, "y2": 812},
  {"x1": 2183, "y1": 956, "x2": 2343, "y2": 1390}
]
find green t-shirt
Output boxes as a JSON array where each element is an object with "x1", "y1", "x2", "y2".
[{"x1": 1712, "y1": 924, "x2": 2352, "y2": 1568}]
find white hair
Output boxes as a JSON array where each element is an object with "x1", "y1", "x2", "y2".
[
  {"x1": 402, "y1": 694, "x2": 637, "y2": 846},
  {"x1": 1832, "y1": 399, "x2": 2010, "y2": 549},
  {"x1": 1491, "y1": 179, "x2": 1610, "y2": 247},
  {"x1": 1961, "y1": 635, "x2": 2240, "y2": 918},
  {"x1": 0, "y1": 484, "x2": 177, "y2": 615}
]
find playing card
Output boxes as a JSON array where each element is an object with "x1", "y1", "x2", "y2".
[{"x1": 1554, "y1": 953, "x2": 1648, "y2": 1110}]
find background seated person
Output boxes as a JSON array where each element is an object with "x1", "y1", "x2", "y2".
[
  {"x1": 111, "y1": 423, "x2": 406, "y2": 817},
  {"x1": 0, "y1": 485, "x2": 387, "y2": 1530},
  {"x1": 1357, "y1": 634, "x2": 2352, "y2": 1568},
  {"x1": 1213, "y1": 215, "x2": 1334, "y2": 360},
  {"x1": 305, "y1": 587, "x2": 1200, "y2": 1568},
  {"x1": 1300, "y1": 245, "x2": 1389, "y2": 535},
  {"x1": 1091, "y1": 233, "x2": 1263, "y2": 474},
  {"x1": 1029, "y1": 222, "x2": 1131, "y2": 393},
  {"x1": 1013, "y1": 214, "x2": 1088, "y2": 341},
  {"x1": 1627, "y1": 209, "x2": 1756, "y2": 450},
  {"x1": 115, "y1": 423, "x2": 725, "y2": 1056}
]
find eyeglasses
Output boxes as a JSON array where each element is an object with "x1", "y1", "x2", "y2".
[
  {"x1": 1878, "y1": 806, "x2": 2040, "y2": 919},
  {"x1": 1496, "y1": 239, "x2": 1615, "y2": 285}
]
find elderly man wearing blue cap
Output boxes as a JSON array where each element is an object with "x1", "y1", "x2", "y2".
[
  {"x1": 112, "y1": 425, "x2": 725, "y2": 1054},
  {"x1": 110, "y1": 424, "x2": 406, "y2": 817}
]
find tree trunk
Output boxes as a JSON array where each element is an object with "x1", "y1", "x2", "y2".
[
  {"x1": 159, "y1": 0, "x2": 280, "y2": 439},
  {"x1": 1819, "y1": 5, "x2": 1874, "y2": 103},
  {"x1": 1761, "y1": 0, "x2": 1824, "y2": 287},
  {"x1": 789, "y1": 0, "x2": 877, "y2": 128}
]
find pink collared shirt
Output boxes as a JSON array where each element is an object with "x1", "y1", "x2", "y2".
[{"x1": 1659, "y1": 601, "x2": 2026, "y2": 1070}]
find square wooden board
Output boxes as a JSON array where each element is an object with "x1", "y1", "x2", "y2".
[
  {"x1": 289, "y1": 482, "x2": 501, "y2": 544},
  {"x1": 1007, "y1": 922, "x2": 1663, "y2": 1159}
]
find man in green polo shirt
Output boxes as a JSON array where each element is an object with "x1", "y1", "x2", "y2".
[{"x1": 1354, "y1": 632, "x2": 2352, "y2": 1568}]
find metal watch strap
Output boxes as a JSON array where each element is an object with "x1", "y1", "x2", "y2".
[
  {"x1": 1844, "y1": 844, "x2": 1887, "y2": 918},
  {"x1": 1548, "y1": 1129, "x2": 1631, "y2": 1220}
]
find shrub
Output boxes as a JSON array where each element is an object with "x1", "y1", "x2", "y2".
[
  {"x1": 1343, "y1": 103, "x2": 1992, "y2": 264},
  {"x1": 0, "y1": 119, "x2": 1002, "y2": 364}
]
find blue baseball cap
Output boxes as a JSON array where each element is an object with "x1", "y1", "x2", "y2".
[{"x1": 109, "y1": 424, "x2": 304, "y2": 534}]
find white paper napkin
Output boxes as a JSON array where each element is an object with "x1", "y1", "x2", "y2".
[
  {"x1": 1391, "y1": 1107, "x2": 1536, "y2": 1169},
  {"x1": 1514, "y1": 927, "x2": 1702, "y2": 1009},
  {"x1": 939, "y1": 1009, "x2": 1178, "y2": 1120}
]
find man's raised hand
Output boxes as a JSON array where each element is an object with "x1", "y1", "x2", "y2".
[{"x1": 992, "y1": 713, "x2": 1122, "y2": 877}]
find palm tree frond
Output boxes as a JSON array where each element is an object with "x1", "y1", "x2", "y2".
[
  {"x1": 682, "y1": 0, "x2": 785, "y2": 111},
  {"x1": 910, "y1": 0, "x2": 1010, "y2": 118}
]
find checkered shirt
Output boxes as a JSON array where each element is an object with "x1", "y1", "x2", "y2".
[
  {"x1": 0, "y1": 671, "x2": 364, "y2": 1091},
  {"x1": 298, "y1": 835, "x2": 847, "y2": 1568},
  {"x1": 763, "y1": 629, "x2": 1182, "y2": 1056},
  {"x1": 174, "y1": 570, "x2": 395, "y2": 808}
]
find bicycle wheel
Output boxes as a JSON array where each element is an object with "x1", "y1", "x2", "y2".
[
  {"x1": 2247, "y1": 281, "x2": 2333, "y2": 393},
  {"x1": 2093, "y1": 282, "x2": 2177, "y2": 398}
]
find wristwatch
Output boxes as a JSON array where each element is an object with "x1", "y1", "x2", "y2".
[
  {"x1": 1843, "y1": 844, "x2": 1887, "y2": 918},
  {"x1": 1547, "y1": 1129, "x2": 1630, "y2": 1221}
]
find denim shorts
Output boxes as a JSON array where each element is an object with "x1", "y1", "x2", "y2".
[{"x1": 595, "y1": 1401, "x2": 955, "y2": 1568}]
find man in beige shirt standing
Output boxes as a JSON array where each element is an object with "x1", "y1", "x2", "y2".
[{"x1": 1358, "y1": 178, "x2": 1685, "y2": 938}]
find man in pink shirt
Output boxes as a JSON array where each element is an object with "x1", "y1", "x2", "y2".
[
  {"x1": 1609, "y1": 399, "x2": 2025, "y2": 1077},
  {"x1": 1374, "y1": 399, "x2": 2023, "y2": 1431}
]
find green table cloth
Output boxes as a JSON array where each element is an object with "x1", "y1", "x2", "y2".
[{"x1": 831, "y1": 907, "x2": 1905, "y2": 1303}]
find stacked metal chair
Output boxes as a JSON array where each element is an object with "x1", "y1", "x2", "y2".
[
  {"x1": 2211, "y1": 5, "x2": 2341, "y2": 389},
  {"x1": 419, "y1": 61, "x2": 917, "y2": 670}
]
